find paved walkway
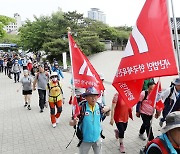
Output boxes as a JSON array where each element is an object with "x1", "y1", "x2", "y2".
[{"x1": 0, "y1": 51, "x2": 177, "y2": 154}]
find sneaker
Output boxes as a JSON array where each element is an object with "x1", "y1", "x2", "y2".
[
  {"x1": 27, "y1": 105, "x2": 31, "y2": 110},
  {"x1": 139, "y1": 133, "x2": 146, "y2": 141},
  {"x1": 24, "y1": 102, "x2": 28, "y2": 107},
  {"x1": 120, "y1": 143, "x2": 125, "y2": 153},
  {"x1": 40, "y1": 109, "x2": 43, "y2": 113},
  {"x1": 114, "y1": 129, "x2": 119, "y2": 139},
  {"x1": 52, "y1": 123, "x2": 56, "y2": 128},
  {"x1": 44, "y1": 102, "x2": 48, "y2": 108},
  {"x1": 56, "y1": 117, "x2": 60, "y2": 124}
]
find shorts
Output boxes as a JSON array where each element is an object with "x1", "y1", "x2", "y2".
[{"x1": 22, "y1": 90, "x2": 32, "y2": 95}]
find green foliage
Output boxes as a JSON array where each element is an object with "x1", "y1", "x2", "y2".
[
  {"x1": 19, "y1": 10, "x2": 131, "y2": 61},
  {"x1": 0, "y1": 33, "x2": 20, "y2": 44},
  {"x1": 19, "y1": 16, "x2": 50, "y2": 54},
  {"x1": 0, "y1": 15, "x2": 15, "y2": 38}
]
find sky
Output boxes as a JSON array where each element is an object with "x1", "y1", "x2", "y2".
[{"x1": 0, "y1": 0, "x2": 180, "y2": 27}]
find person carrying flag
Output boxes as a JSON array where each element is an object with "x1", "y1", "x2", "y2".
[
  {"x1": 136, "y1": 82, "x2": 161, "y2": 141},
  {"x1": 69, "y1": 87, "x2": 110, "y2": 154}
]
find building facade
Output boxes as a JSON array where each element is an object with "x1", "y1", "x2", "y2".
[
  {"x1": 4, "y1": 13, "x2": 22, "y2": 34},
  {"x1": 88, "y1": 8, "x2": 106, "y2": 24}
]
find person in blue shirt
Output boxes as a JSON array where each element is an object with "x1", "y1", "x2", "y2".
[
  {"x1": 69, "y1": 87, "x2": 110, "y2": 154},
  {"x1": 51, "y1": 62, "x2": 64, "y2": 80}
]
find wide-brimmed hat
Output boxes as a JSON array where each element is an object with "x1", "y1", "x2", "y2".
[
  {"x1": 82, "y1": 87, "x2": 99, "y2": 97},
  {"x1": 173, "y1": 78, "x2": 180, "y2": 86},
  {"x1": 161, "y1": 111, "x2": 180, "y2": 133},
  {"x1": 50, "y1": 72, "x2": 58, "y2": 78}
]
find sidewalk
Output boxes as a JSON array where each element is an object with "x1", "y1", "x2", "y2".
[{"x1": 0, "y1": 71, "x2": 164, "y2": 154}]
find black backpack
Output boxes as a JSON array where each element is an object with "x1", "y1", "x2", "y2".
[
  {"x1": 162, "y1": 86, "x2": 180, "y2": 121},
  {"x1": 66, "y1": 101, "x2": 105, "y2": 148},
  {"x1": 136, "y1": 90, "x2": 148, "y2": 113},
  {"x1": 75, "y1": 101, "x2": 105, "y2": 147}
]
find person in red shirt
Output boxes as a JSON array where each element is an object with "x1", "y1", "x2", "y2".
[
  {"x1": 27, "y1": 60, "x2": 33, "y2": 72},
  {"x1": 110, "y1": 93, "x2": 133, "y2": 153}
]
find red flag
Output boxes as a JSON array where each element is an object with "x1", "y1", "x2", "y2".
[
  {"x1": 148, "y1": 81, "x2": 164, "y2": 111},
  {"x1": 72, "y1": 96, "x2": 80, "y2": 118},
  {"x1": 113, "y1": 0, "x2": 178, "y2": 107},
  {"x1": 155, "y1": 82, "x2": 164, "y2": 111},
  {"x1": 148, "y1": 80, "x2": 160, "y2": 107},
  {"x1": 156, "y1": 100, "x2": 164, "y2": 111},
  {"x1": 68, "y1": 33, "x2": 104, "y2": 91}
]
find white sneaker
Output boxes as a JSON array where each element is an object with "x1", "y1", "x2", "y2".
[
  {"x1": 139, "y1": 134, "x2": 146, "y2": 141},
  {"x1": 56, "y1": 117, "x2": 60, "y2": 124},
  {"x1": 52, "y1": 123, "x2": 56, "y2": 128}
]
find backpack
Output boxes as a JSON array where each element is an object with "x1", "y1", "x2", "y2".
[
  {"x1": 75, "y1": 101, "x2": 105, "y2": 147},
  {"x1": 47, "y1": 82, "x2": 63, "y2": 102},
  {"x1": 139, "y1": 137, "x2": 169, "y2": 154},
  {"x1": 66, "y1": 101, "x2": 107, "y2": 149},
  {"x1": 36, "y1": 72, "x2": 49, "y2": 80},
  {"x1": 162, "y1": 86, "x2": 174, "y2": 121},
  {"x1": 136, "y1": 90, "x2": 148, "y2": 113}
]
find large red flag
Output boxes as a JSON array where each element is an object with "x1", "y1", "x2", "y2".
[
  {"x1": 113, "y1": 0, "x2": 178, "y2": 107},
  {"x1": 68, "y1": 33, "x2": 104, "y2": 91}
]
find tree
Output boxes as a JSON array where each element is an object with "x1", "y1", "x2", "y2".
[
  {"x1": 19, "y1": 16, "x2": 50, "y2": 54},
  {"x1": 19, "y1": 10, "x2": 131, "y2": 62},
  {"x1": 0, "y1": 15, "x2": 15, "y2": 38}
]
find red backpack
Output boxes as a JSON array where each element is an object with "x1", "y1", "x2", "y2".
[{"x1": 140, "y1": 137, "x2": 169, "y2": 154}]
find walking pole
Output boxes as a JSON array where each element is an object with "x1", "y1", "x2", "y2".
[
  {"x1": 170, "y1": 0, "x2": 180, "y2": 76},
  {"x1": 147, "y1": 79, "x2": 160, "y2": 142}
]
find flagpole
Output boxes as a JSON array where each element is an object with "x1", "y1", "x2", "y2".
[
  {"x1": 147, "y1": 79, "x2": 160, "y2": 143},
  {"x1": 170, "y1": 0, "x2": 180, "y2": 75},
  {"x1": 67, "y1": 27, "x2": 76, "y2": 117}
]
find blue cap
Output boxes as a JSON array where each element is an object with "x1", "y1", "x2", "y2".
[{"x1": 82, "y1": 87, "x2": 99, "y2": 97}]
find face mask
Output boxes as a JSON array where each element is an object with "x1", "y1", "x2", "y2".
[{"x1": 52, "y1": 77, "x2": 57, "y2": 82}]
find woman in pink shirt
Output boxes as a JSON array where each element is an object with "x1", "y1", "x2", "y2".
[{"x1": 136, "y1": 82, "x2": 160, "y2": 141}]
